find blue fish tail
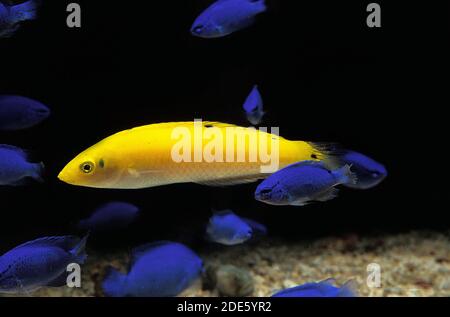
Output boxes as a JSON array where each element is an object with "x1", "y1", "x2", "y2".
[
  {"x1": 70, "y1": 234, "x2": 89, "y2": 264},
  {"x1": 337, "y1": 279, "x2": 358, "y2": 297},
  {"x1": 252, "y1": 0, "x2": 267, "y2": 14},
  {"x1": 9, "y1": 0, "x2": 40, "y2": 24},
  {"x1": 102, "y1": 267, "x2": 127, "y2": 297},
  {"x1": 30, "y1": 162, "x2": 45, "y2": 182},
  {"x1": 334, "y1": 164, "x2": 357, "y2": 185}
]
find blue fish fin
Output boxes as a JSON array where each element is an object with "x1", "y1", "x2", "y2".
[
  {"x1": 70, "y1": 233, "x2": 89, "y2": 264},
  {"x1": 290, "y1": 199, "x2": 310, "y2": 207},
  {"x1": 0, "y1": 144, "x2": 28, "y2": 158},
  {"x1": 30, "y1": 162, "x2": 45, "y2": 182},
  {"x1": 102, "y1": 267, "x2": 127, "y2": 297},
  {"x1": 196, "y1": 174, "x2": 263, "y2": 187},
  {"x1": 8, "y1": 178, "x2": 31, "y2": 187},
  {"x1": 337, "y1": 279, "x2": 359, "y2": 297},
  {"x1": 250, "y1": 0, "x2": 267, "y2": 13},
  {"x1": 319, "y1": 278, "x2": 337, "y2": 286},
  {"x1": 334, "y1": 164, "x2": 358, "y2": 185},
  {"x1": 11, "y1": 236, "x2": 81, "y2": 252},
  {"x1": 313, "y1": 187, "x2": 339, "y2": 202},
  {"x1": 9, "y1": 0, "x2": 40, "y2": 24},
  {"x1": 47, "y1": 272, "x2": 69, "y2": 288},
  {"x1": 0, "y1": 24, "x2": 20, "y2": 38},
  {"x1": 308, "y1": 142, "x2": 347, "y2": 170}
]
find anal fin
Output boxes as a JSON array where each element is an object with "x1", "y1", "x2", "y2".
[
  {"x1": 314, "y1": 187, "x2": 339, "y2": 202},
  {"x1": 195, "y1": 175, "x2": 263, "y2": 187}
]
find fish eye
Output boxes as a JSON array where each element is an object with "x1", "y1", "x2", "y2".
[{"x1": 80, "y1": 161, "x2": 95, "y2": 174}]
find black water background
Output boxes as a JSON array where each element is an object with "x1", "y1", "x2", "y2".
[{"x1": 0, "y1": 1, "x2": 448, "y2": 251}]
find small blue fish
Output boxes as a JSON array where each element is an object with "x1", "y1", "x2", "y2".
[
  {"x1": 206, "y1": 210, "x2": 266, "y2": 245},
  {"x1": 243, "y1": 85, "x2": 264, "y2": 125},
  {"x1": 77, "y1": 202, "x2": 140, "y2": 232},
  {"x1": 255, "y1": 161, "x2": 357, "y2": 206},
  {"x1": 272, "y1": 279, "x2": 358, "y2": 297},
  {"x1": 0, "y1": 1, "x2": 39, "y2": 38},
  {"x1": 191, "y1": 0, "x2": 267, "y2": 38},
  {"x1": 339, "y1": 151, "x2": 387, "y2": 190},
  {"x1": 102, "y1": 241, "x2": 203, "y2": 297},
  {"x1": 0, "y1": 235, "x2": 88, "y2": 294},
  {"x1": 0, "y1": 144, "x2": 44, "y2": 186},
  {"x1": 0, "y1": 95, "x2": 50, "y2": 131}
]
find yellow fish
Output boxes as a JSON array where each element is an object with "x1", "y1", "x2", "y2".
[{"x1": 58, "y1": 121, "x2": 336, "y2": 189}]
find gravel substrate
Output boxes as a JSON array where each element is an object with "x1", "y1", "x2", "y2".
[{"x1": 3, "y1": 231, "x2": 450, "y2": 297}]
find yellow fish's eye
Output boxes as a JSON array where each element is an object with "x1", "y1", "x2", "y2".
[{"x1": 80, "y1": 161, "x2": 95, "y2": 174}]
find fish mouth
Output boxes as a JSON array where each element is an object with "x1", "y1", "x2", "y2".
[{"x1": 57, "y1": 166, "x2": 75, "y2": 185}]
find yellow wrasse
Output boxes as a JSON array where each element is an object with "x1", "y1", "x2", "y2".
[{"x1": 58, "y1": 121, "x2": 336, "y2": 189}]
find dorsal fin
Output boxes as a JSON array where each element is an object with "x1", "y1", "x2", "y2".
[
  {"x1": 11, "y1": 236, "x2": 80, "y2": 252},
  {"x1": 284, "y1": 160, "x2": 328, "y2": 171},
  {"x1": 319, "y1": 278, "x2": 337, "y2": 286},
  {"x1": 196, "y1": 174, "x2": 264, "y2": 187},
  {"x1": 0, "y1": 144, "x2": 28, "y2": 159}
]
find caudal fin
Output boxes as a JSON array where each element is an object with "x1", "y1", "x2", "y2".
[
  {"x1": 9, "y1": 0, "x2": 40, "y2": 24},
  {"x1": 253, "y1": 0, "x2": 267, "y2": 13},
  {"x1": 307, "y1": 142, "x2": 346, "y2": 169},
  {"x1": 334, "y1": 164, "x2": 358, "y2": 185},
  {"x1": 30, "y1": 162, "x2": 45, "y2": 183},
  {"x1": 338, "y1": 279, "x2": 359, "y2": 297},
  {"x1": 71, "y1": 234, "x2": 89, "y2": 264},
  {"x1": 102, "y1": 267, "x2": 127, "y2": 297}
]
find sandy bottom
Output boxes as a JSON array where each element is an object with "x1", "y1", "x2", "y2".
[{"x1": 3, "y1": 231, "x2": 450, "y2": 297}]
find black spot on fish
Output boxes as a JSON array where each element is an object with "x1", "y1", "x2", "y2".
[
  {"x1": 311, "y1": 154, "x2": 318, "y2": 159},
  {"x1": 99, "y1": 159, "x2": 105, "y2": 168},
  {"x1": 205, "y1": 124, "x2": 214, "y2": 128}
]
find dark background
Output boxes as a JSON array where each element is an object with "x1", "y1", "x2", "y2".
[{"x1": 0, "y1": 1, "x2": 448, "y2": 250}]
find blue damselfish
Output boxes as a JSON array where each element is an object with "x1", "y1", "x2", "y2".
[
  {"x1": 78, "y1": 201, "x2": 140, "y2": 232},
  {"x1": 0, "y1": 144, "x2": 44, "y2": 186},
  {"x1": 255, "y1": 161, "x2": 357, "y2": 206},
  {"x1": 191, "y1": 0, "x2": 266, "y2": 38},
  {"x1": 243, "y1": 85, "x2": 264, "y2": 125},
  {"x1": 0, "y1": 235, "x2": 88, "y2": 294},
  {"x1": 339, "y1": 150, "x2": 387, "y2": 190},
  {"x1": 102, "y1": 241, "x2": 203, "y2": 297},
  {"x1": 0, "y1": 1, "x2": 39, "y2": 38},
  {"x1": 206, "y1": 210, "x2": 266, "y2": 246},
  {"x1": 0, "y1": 95, "x2": 50, "y2": 130}
]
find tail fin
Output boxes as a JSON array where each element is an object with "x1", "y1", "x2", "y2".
[
  {"x1": 334, "y1": 165, "x2": 358, "y2": 185},
  {"x1": 308, "y1": 142, "x2": 345, "y2": 169},
  {"x1": 9, "y1": 0, "x2": 40, "y2": 23},
  {"x1": 30, "y1": 162, "x2": 45, "y2": 183},
  {"x1": 252, "y1": 0, "x2": 267, "y2": 13},
  {"x1": 71, "y1": 234, "x2": 89, "y2": 264},
  {"x1": 102, "y1": 267, "x2": 127, "y2": 297},
  {"x1": 338, "y1": 279, "x2": 359, "y2": 297}
]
